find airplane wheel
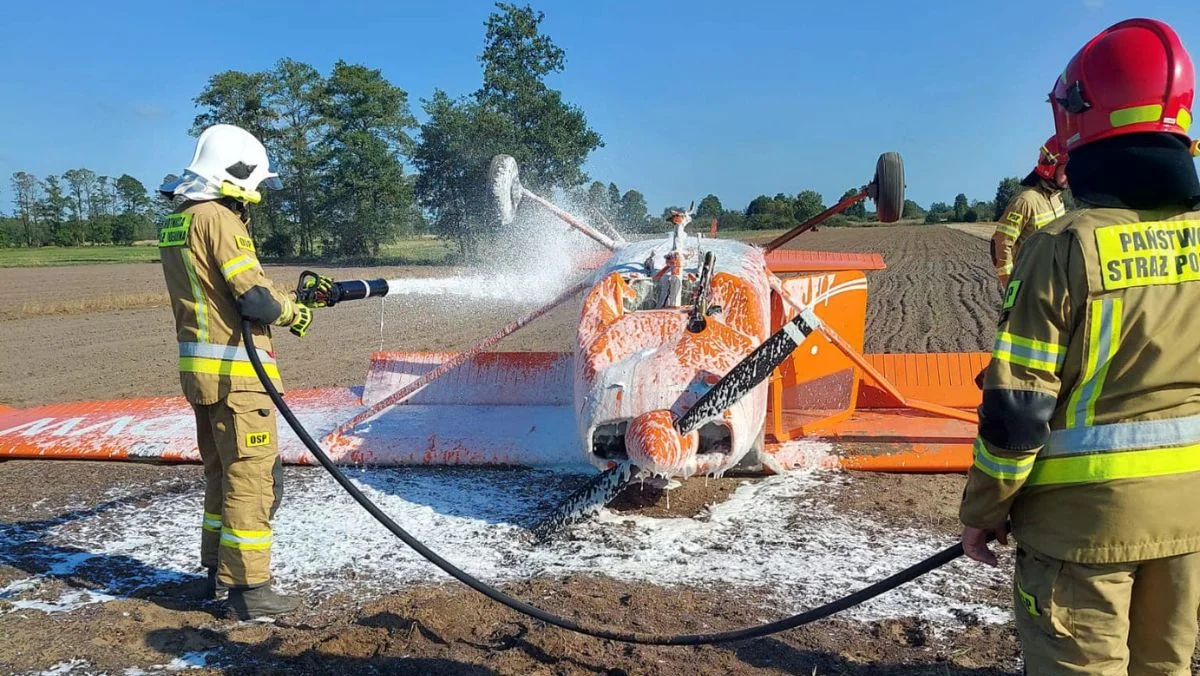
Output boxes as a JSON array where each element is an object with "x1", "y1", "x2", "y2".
[
  {"x1": 489, "y1": 154, "x2": 523, "y2": 225},
  {"x1": 872, "y1": 152, "x2": 905, "y2": 223}
]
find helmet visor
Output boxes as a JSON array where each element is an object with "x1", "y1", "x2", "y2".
[{"x1": 261, "y1": 176, "x2": 283, "y2": 191}]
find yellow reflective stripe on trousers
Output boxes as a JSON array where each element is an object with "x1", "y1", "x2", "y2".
[
  {"x1": 182, "y1": 251, "x2": 209, "y2": 343},
  {"x1": 219, "y1": 526, "x2": 272, "y2": 551},
  {"x1": 992, "y1": 331, "x2": 1065, "y2": 373},
  {"x1": 972, "y1": 438, "x2": 1036, "y2": 481},
  {"x1": 202, "y1": 512, "x2": 222, "y2": 533},
  {"x1": 179, "y1": 356, "x2": 280, "y2": 380},
  {"x1": 1066, "y1": 298, "x2": 1123, "y2": 428},
  {"x1": 220, "y1": 254, "x2": 258, "y2": 282},
  {"x1": 1027, "y1": 443, "x2": 1200, "y2": 486}
]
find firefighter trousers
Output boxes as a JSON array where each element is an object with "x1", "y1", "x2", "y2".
[
  {"x1": 1013, "y1": 543, "x2": 1200, "y2": 675},
  {"x1": 193, "y1": 392, "x2": 283, "y2": 587}
]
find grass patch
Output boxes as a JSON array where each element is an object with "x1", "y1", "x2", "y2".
[
  {"x1": 0, "y1": 245, "x2": 161, "y2": 267},
  {"x1": 2, "y1": 292, "x2": 171, "y2": 320},
  {"x1": 372, "y1": 237, "x2": 456, "y2": 265}
]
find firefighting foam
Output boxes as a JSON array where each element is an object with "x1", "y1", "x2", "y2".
[
  {"x1": 381, "y1": 201, "x2": 598, "y2": 305},
  {"x1": 0, "y1": 463, "x2": 1010, "y2": 627}
]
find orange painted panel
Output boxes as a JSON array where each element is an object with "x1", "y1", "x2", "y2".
[
  {"x1": 839, "y1": 445, "x2": 972, "y2": 472},
  {"x1": 768, "y1": 271, "x2": 868, "y2": 436},
  {"x1": 855, "y1": 352, "x2": 990, "y2": 409},
  {"x1": 765, "y1": 250, "x2": 886, "y2": 273}
]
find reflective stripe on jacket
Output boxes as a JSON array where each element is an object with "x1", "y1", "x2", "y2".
[
  {"x1": 991, "y1": 185, "x2": 1066, "y2": 278},
  {"x1": 159, "y1": 200, "x2": 296, "y2": 404},
  {"x1": 963, "y1": 206, "x2": 1200, "y2": 563}
]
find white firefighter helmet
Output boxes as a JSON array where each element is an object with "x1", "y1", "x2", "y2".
[{"x1": 182, "y1": 124, "x2": 282, "y2": 203}]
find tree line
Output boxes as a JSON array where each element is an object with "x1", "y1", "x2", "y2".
[
  {"x1": 3, "y1": 3, "x2": 1050, "y2": 258},
  {"x1": 3, "y1": 171, "x2": 156, "y2": 247},
  {"x1": 922, "y1": 178, "x2": 1077, "y2": 225}
]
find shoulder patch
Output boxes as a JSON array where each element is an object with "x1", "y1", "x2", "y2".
[
  {"x1": 1005, "y1": 211, "x2": 1025, "y2": 227},
  {"x1": 245, "y1": 431, "x2": 271, "y2": 448},
  {"x1": 1002, "y1": 279, "x2": 1022, "y2": 310},
  {"x1": 158, "y1": 213, "x2": 192, "y2": 248},
  {"x1": 236, "y1": 235, "x2": 256, "y2": 252}
]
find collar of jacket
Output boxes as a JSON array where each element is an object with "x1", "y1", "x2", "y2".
[{"x1": 1069, "y1": 132, "x2": 1200, "y2": 210}]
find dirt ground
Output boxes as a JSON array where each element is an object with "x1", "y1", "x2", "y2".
[{"x1": 0, "y1": 226, "x2": 1023, "y2": 674}]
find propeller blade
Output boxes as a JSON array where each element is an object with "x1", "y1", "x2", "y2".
[
  {"x1": 674, "y1": 309, "x2": 820, "y2": 435},
  {"x1": 528, "y1": 462, "x2": 638, "y2": 543}
]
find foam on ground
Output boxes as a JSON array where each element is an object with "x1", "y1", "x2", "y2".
[{"x1": 1, "y1": 455, "x2": 1009, "y2": 630}]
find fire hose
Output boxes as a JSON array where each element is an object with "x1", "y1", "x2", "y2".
[{"x1": 241, "y1": 321, "x2": 979, "y2": 645}]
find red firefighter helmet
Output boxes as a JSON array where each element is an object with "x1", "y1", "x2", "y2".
[
  {"x1": 1035, "y1": 135, "x2": 1068, "y2": 180},
  {"x1": 1049, "y1": 18, "x2": 1195, "y2": 151}
]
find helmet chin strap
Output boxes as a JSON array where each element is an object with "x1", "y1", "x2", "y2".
[{"x1": 218, "y1": 181, "x2": 263, "y2": 204}]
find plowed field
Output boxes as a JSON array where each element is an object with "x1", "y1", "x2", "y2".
[{"x1": 0, "y1": 226, "x2": 1044, "y2": 675}]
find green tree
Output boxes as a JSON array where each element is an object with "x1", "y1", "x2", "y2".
[
  {"x1": 745, "y1": 194, "x2": 795, "y2": 230},
  {"x1": 902, "y1": 199, "x2": 926, "y2": 220},
  {"x1": 40, "y1": 175, "x2": 78, "y2": 245},
  {"x1": 320, "y1": 60, "x2": 418, "y2": 258},
  {"x1": 414, "y1": 92, "x2": 516, "y2": 257},
  {"x1": 993, "y1": 177, "x2": 1022, "y2": 216},
  {"x1": 116, "y1": 175, "x2": 151, "y2": 215},
  {"x1": 266, "y1": 58, "x2": 329, "y2": 256},
  {"x1": 839, "y1": 188, "x2": 867, "y2": 219},
  {"x1": 11, "y1": 171, "x2": 42, "y2": 246},
  {"x1": 696, "y1": 194, "x2": 722, "y2": 220},
  {"x1": 952, "y1": 193, "x2": 969, "y2": 221},
  {"x1": 191, "y1": 71, "x2": 276, "y2": 142},
  {"x1": 114, "y1": 175, "x2": 153, "y2": 243},
  {"x1": 606, "y1": 182, "x2": 621, "y2": 215},
  {"x1": 476, "y1": 3, "x2": 601, "y2": 192},
  {"x1": 62, "y1": 168, "x2": 96, "y2": 227},
  {"x1": 794, "y1": 190, "x2": 825, "y2": 222},
  {"x1": 717, "y1": 209, "x2": 746, "y2": 231},
  {"x1": 970, "y1": 200, "x2": 995, "y2": 222},
  {"x1": 414, "y1": 3, "x2": 602, "y2": 255},
  {"x1": 746, "y1": 195, "x2": 774, "y2": 217},
  {"x1": 617, "y1": 189, "x2": 649, "y2": 231},
  {"x1": 924, "y1": 201, "x2": 952, "y2": 224},
  {"x1": 191, "y1": 70, "x2": 285, "y2": 249},
  {"x1": 585, "y1": 180, "x2": 607, "y2": 214}
]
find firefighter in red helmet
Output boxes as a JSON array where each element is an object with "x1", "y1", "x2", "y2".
[
  {"x1": 990, "y1": 137, "x2": 1068, "y2": 287},
  {"x1": 961, "y1": 18, "x2": 1200, "y2": 674}
]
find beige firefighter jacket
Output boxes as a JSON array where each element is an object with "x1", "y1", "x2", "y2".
[
  {"x1": 962, "y1": 206, "x2": 1200, "y2": 563},
  {"x1": 991, "y1": 184, "x2": 1066, "y2": 283},
  {"x1": 159, "y1": 200, "x2": 298, "y2": 405}
]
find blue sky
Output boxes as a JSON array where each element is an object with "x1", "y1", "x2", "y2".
[{"x1": 1, "y1": 0, "x2": 1197, "y2": 216}]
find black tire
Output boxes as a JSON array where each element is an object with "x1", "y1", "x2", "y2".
[{"x1": 872, "y1": 152, "x2": 905, "y2": 223}]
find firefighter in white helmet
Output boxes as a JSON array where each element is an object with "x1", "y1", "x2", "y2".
[{"x1": 158, "y1": 124, "x2": 327, "y2": 619}]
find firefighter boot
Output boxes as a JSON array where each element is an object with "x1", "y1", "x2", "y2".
[
  {"x1": 227, "y1": 583, "x2": 300, "y2": 620},
  {"x1": 207, "y1": 568, "x2": 228, "y2": 601}
]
